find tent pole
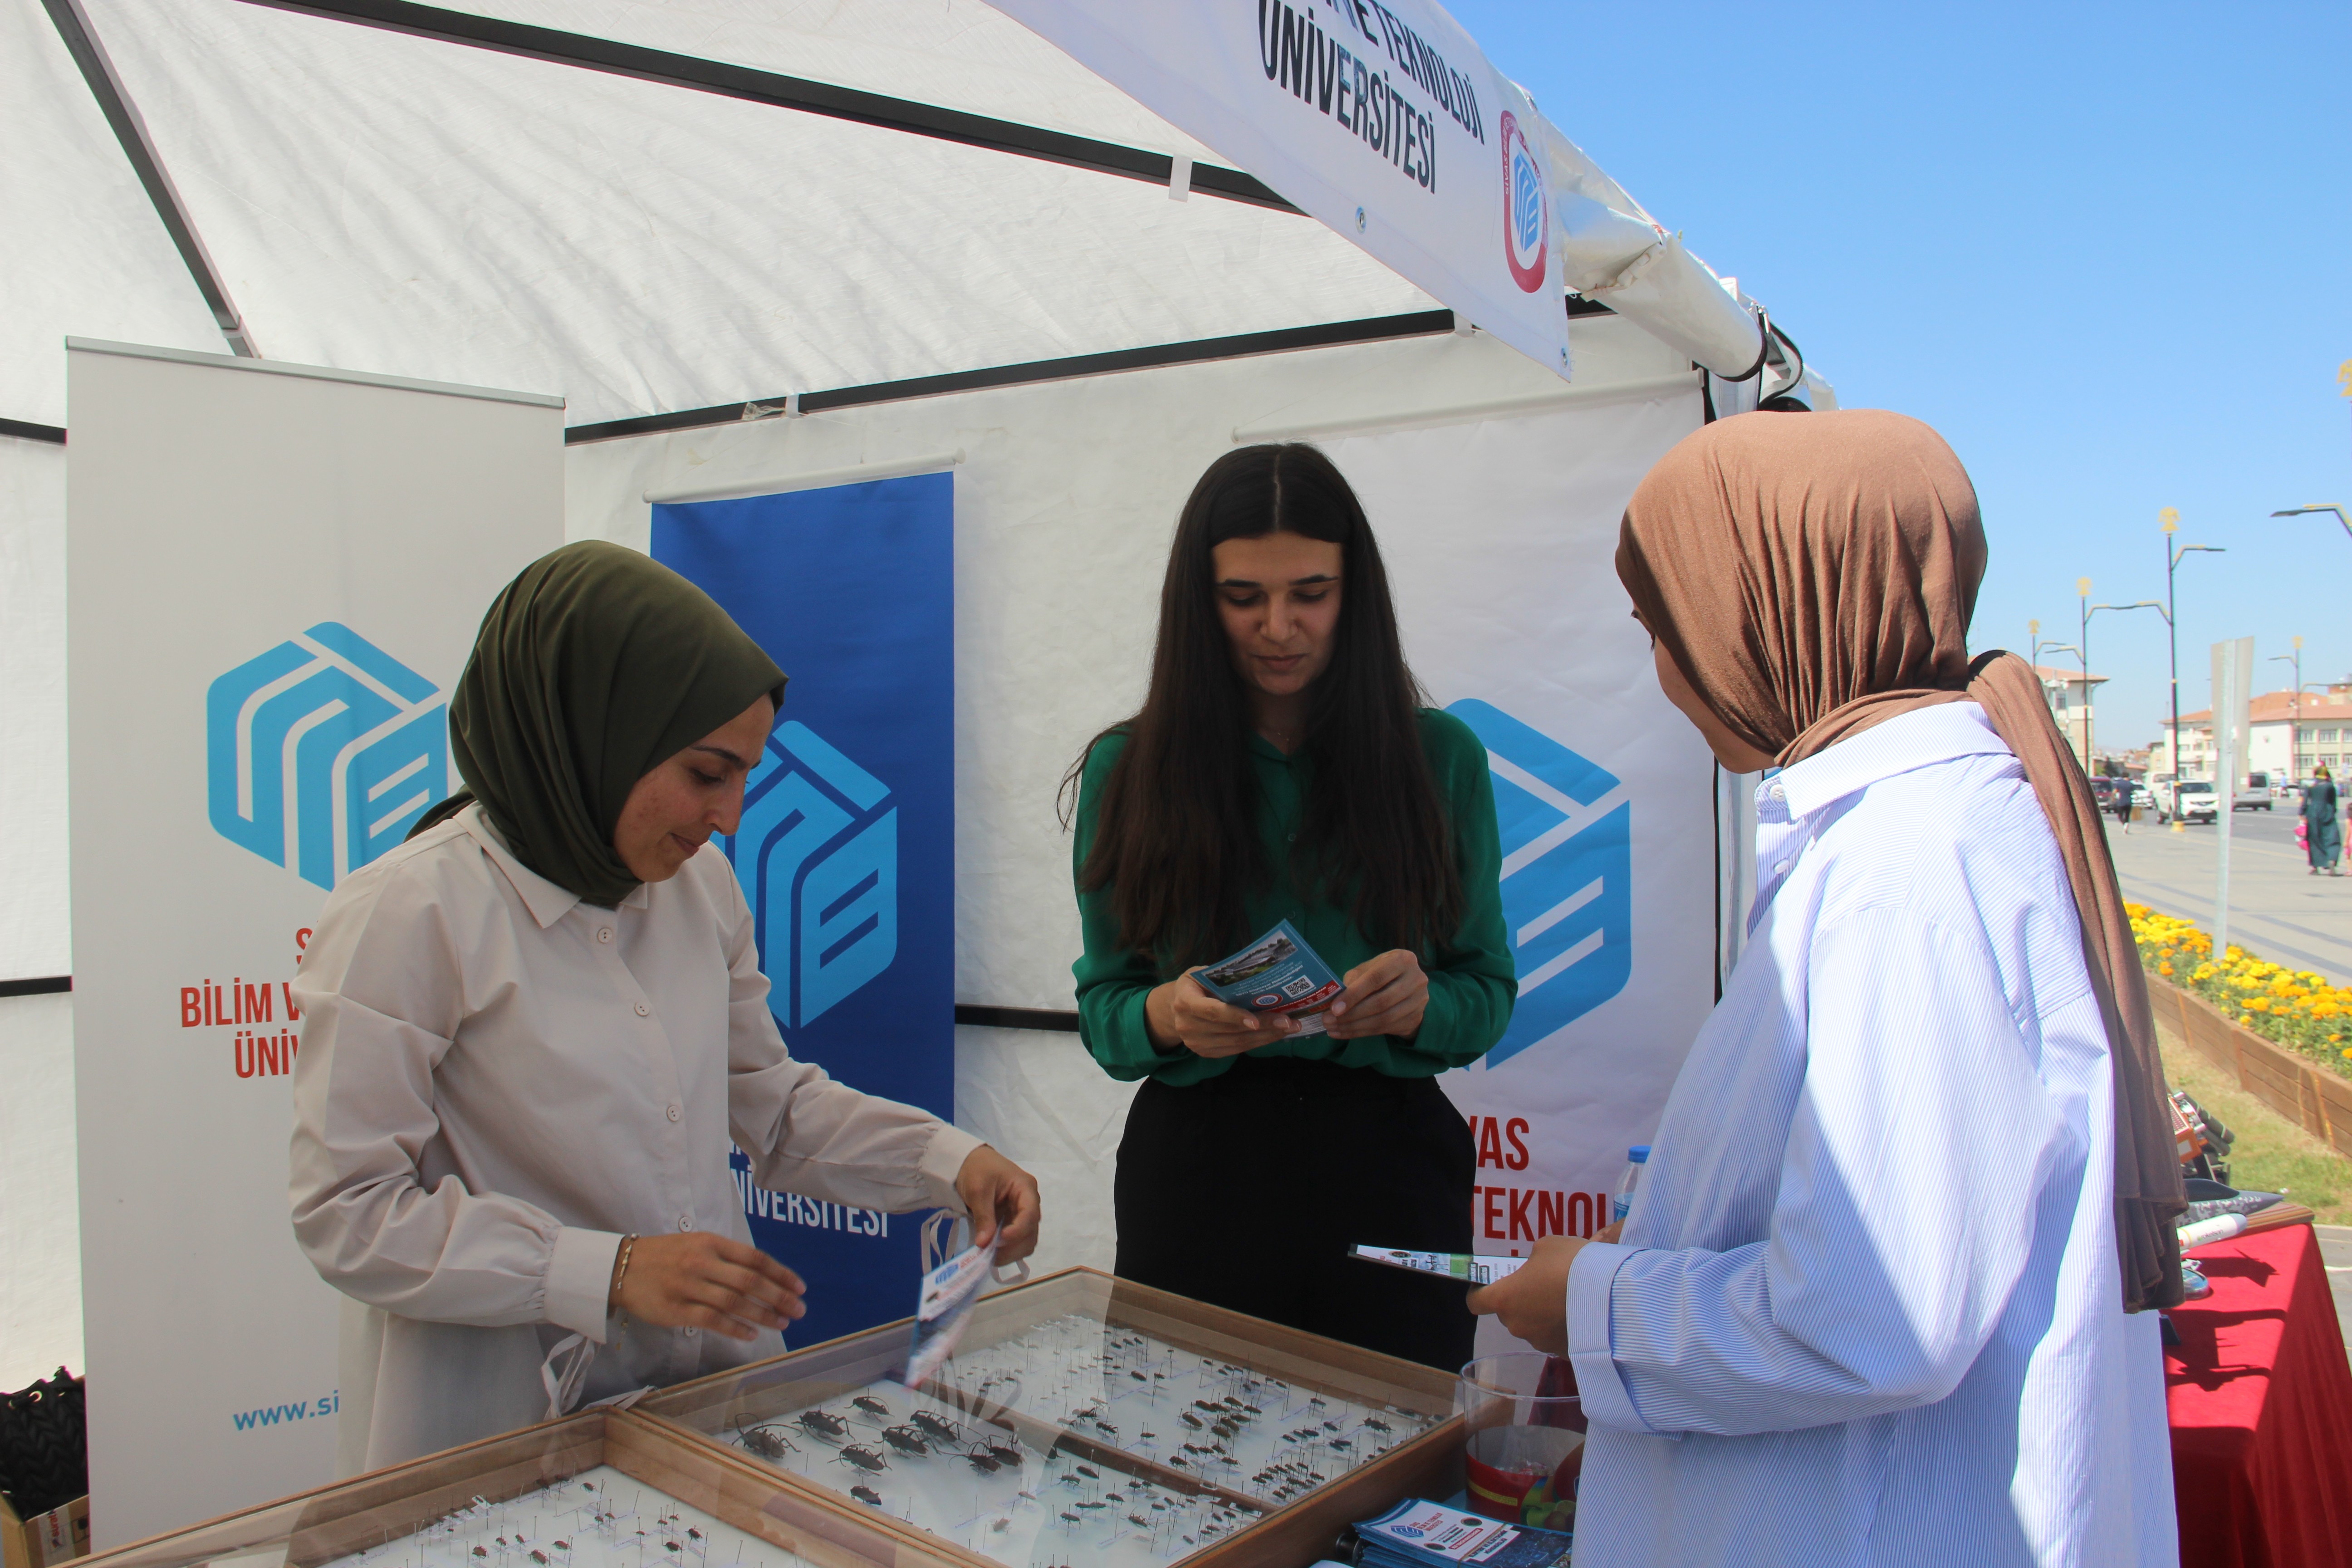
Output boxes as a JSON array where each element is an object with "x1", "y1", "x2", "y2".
[{"x1": 40, "y1": 0, "x2": 260, "y2": 358}]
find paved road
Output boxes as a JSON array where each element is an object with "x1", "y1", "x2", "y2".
[
  {"x1": 2325, "y1": 1225, "x2": 2352, "y2": 1355},
  {"x1": 2107, "y1": 803, "x2": 2352, "y2": 984}
]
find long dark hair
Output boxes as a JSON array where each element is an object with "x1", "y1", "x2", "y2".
[{"x1": 1063, "y1": 444, "x2": 1461, "y2": 968}]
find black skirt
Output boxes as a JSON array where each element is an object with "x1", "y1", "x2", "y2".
[{"x1": 1112, "y1": 1053, "x2": 1477, "y2": 1373}]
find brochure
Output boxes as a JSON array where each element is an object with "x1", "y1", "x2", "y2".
[
  {"x1": 1193, "y1": 918, "x2": 1346, "y2": 1035},
  {"x1": 1352, "y1": 1499, "x2": 1573, "y2": 1568},
  {"x1": 1350, "y1": 1245, "x2": 1529, "y2": 1287}
]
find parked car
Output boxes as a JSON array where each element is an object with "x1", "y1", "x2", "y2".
[
  {"x1": 2168, "y1": 781, "x2": 2218, "y2": 823},
  {"x1": 2233, "y1": 772, "x2": 2273, "y2": 811}
]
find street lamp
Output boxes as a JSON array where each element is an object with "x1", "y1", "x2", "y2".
[
  {"x1": 2270, "y1": 635, "x2": 2304, "y2": 784},
  {"x1": 2270, "y1": 504, "x2": 2352, "y2": 543},
  {"x1": 2083, "y1": 599, "x2": 2165, "y2": 775},
  {"x1": 2161, "y1": 508, "x2": 2226, "y2": 831}
]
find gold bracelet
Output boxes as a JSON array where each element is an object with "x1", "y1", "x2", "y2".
[{"x1": 609, "y1": 1234, "x2": 637, "y2": 1312}]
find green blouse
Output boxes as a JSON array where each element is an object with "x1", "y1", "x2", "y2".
[{"x1": 1069, "y1": 708, "x2": 1516, "y2": 1086}]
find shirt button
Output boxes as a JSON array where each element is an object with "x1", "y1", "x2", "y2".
[
  {"x1": 676, "y1": 1215, "x2": 693, "y2": 1231},
  {"x1": 635, "y1": 1003, "x2": 650, "y2": 1017},
  {"x1": 598, "y1": 928, "x2": 613, "y2": 944},
  {"x1": 666, "y1": 1103, "x2": 682, "y2": 1122},
  {"x1": 683, "y1": 1325, "x2": 699, "y2": 1338}
]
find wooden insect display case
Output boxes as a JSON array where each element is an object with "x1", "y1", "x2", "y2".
[
  {"x1": 73, "y1": 1408, "x2": 967, "y2": 1568},
  {"x1": 636, "y1": 1267, "x2": 1464, "y2": 1568}
]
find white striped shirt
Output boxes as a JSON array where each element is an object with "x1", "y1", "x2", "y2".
[{"x1": 1566, "y1": 703, "x2": 2176, "y2": 1568}]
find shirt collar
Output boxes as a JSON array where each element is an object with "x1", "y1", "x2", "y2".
[
  {"x1": 1770, "y1": 701, "x2": 2010, "y2": 820},
  {"x1": 462, "y1": 803, "x2": 584, "y2": 928}
]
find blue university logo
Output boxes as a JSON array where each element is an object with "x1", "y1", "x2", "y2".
[
  {"x1": 206, "y1": 623, "x2": 448, "y2": 890},
  {"x1": 725, "y1": 721, "x2": 897, "y2": 1029},
  {"x1": 1448, "y1": 700, "x2": 1631, "y2": 1065}
]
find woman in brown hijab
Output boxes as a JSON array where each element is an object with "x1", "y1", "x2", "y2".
[{"x1": 1471, "y1": 411, "x2": 2184, "y2": 1568}]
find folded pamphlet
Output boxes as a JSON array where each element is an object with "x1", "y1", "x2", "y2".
[
  {"x1": 1350, "y1": 1246, "x2": 1529, "y2": 1287},
  {"x1": 1352, "y1": 1499, "x2": 1573, "y2": 1568},
  {"x1": 1192, "y1": 918, "x2": 1345, "y2": 1035}
]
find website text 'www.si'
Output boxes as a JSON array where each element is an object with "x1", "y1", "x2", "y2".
[{"x1": 231, "y1": 1391, "x2": 339, "y2": 1431}]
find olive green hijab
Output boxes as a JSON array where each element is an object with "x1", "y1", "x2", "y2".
[{"x1": 417, "y1": 541, "x2": 786, "y2": 908}]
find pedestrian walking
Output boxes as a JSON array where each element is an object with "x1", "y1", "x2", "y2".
[{"x1": 2303, "y1": 764, "x2": 2342, "y2": 876}]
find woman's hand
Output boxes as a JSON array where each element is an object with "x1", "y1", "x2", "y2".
[
  {"x1": 613, "y1": 1232, "x2": 806, "y2": 1341},
  {"x1": 1324, "y1": 950, "x2": 1429, "y2": 1040},
  {"x1": 1464, "y1": 1232, "x2": 1589, "y2": 1356},
  {"x1": 955, "y1": 1144, "x2": 1043, "y2": 1263},
  {"x1": 1145, "y1": 970, "x2": 1298, "y2": 1058}
]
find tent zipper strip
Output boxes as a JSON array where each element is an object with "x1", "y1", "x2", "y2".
[
  {"x1": 955, "y1": 1005, "x2": 1083, "y2": 1034},
  {"x1": 0, "y1": 976, "x2": 73, "y2": 999},
  {"x1": 0, "y1": 976, "x2": 1073, "y2": 1023},
  {"x1": 42, "y1": 0, "x2": 260, "y2": 357},
  {"x1": 566, "y1": 309, "x2": 1459, "y2": 444},
  {"x1": 234, "y1": 0, "x2": 1299, "y2": 213}
]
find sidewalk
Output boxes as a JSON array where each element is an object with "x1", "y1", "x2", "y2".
[{"x1": 2108, "y1": 812, "x2": 2352, "y2": 984}]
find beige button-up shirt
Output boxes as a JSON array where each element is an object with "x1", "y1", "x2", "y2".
[{"x1": 290, "y1": 805, "x2": 979, "y2": 1472}]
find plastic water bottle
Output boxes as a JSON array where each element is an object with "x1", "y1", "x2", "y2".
[{"x1": 1611, "y1": 1145, "x2": 1651, "y2": 1225}]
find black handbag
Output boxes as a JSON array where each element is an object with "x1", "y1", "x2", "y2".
[{"x1": 0, "y1": 1369, "x2": 87, "y2": 1519}]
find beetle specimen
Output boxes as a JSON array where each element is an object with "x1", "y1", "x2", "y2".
[
  {"x1": 957, "y1": 1446, "x2": 1001, "y2": 1475},
  {"x1": 849, "y1": 1485, "x2": 882, "y2": 1507},
  {"x1": 877, "y1": 1426, "x2": 930, "y2": 1456},
  {"x1": 739, "y1": 1424, "x2": 800, "y2": 1460},
  {"x1": 1075, "y1": 1465, "x2": 1099, "y2": 1480},
  {"x1": 851, "y1": 1395, "x2": 890, "y2": 1418},
  {"x1": 982, "y1": 1437, "x2": 1023, "y2": 1467},
  {"x1": 796, "y1": 1409, "x2": 849, "y2": 1440},
  {"x1": 833, "y1": 1444, "x2": 889, "y2": 1473},
  {"x1": 908, "y1": 1410, "x2": 961, "y2": 1442}
]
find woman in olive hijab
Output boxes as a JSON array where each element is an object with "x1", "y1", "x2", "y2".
[{"x1": 291, "y1": 542, "x2": 1039, "y2": 1474}]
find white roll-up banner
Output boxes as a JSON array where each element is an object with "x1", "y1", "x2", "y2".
[
  {"x1": 1318, "y1": 397, "x2": 1717, "y2": 1352},
  {"x1": 66, "y1": 341, "x2": 562, "y2": 1546},
  {"x1": 993, "y1": 0, "x2": 1572, "y2": 379}
]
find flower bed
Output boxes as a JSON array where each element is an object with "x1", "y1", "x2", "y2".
[{"x1": 2127, "y1": 903, "x2": 2352, "y2": 1082}]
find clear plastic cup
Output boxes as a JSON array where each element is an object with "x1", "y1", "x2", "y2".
[{"x1": 1455, "y1": 1353, "x2": 1586, "y2": 1531}]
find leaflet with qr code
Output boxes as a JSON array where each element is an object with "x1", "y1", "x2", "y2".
[{"x1": 1191, "y1": 918, "x2": 1345, "y2": 1035}]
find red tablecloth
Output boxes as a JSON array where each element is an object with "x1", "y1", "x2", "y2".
[{"x1": 2167, "y1": 1222, "x2": 2352, "y2": 1568}]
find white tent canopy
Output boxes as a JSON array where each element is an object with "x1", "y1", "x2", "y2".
[{"x1": 2, "y1": 0, "x2": 1827, "y2": 1397}]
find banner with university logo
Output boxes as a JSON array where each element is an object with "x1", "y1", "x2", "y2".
[
  {"x1": 990, "y1": 0, "x2": 1570, "y2": 379},
  {"x1": 651, "y1": 474, "x2": 956, "y2": 1349},
  {"x1": 66, "y1": 341, "x2": 562, "y2": 1545},
  {"x1": 1314, "y1": 391, "x2": 1717, "y2": 1350}
]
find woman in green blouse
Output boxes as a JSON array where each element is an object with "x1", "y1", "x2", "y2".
[{"x1": 1065, "y1": 443, "x2": 1514, "y2": 1371}]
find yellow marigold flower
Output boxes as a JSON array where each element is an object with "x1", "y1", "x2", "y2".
[{"x1": 2158, "y1": 962, "x2": 2175, "y2": 976}]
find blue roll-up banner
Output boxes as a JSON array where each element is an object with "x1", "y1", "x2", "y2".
[{"x1": 652, "y1": 472, "x2": 955, "y2": 1348}]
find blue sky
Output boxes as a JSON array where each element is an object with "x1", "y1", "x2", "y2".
[{"x1": 1447, "y1": 1, "x2": 2352, "y2": 749}]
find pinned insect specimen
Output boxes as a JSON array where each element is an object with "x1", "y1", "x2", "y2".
[
  {"x1": 738, "y1": 1425, "x2": 799, "y2": 1461},
  {"x1": 795, "y1": 1409, "x2": 849, "y2": 1441},
  {"x1": 981, "y1": 1437, "x2": 1023, "y2": 1467},
  {"x1": 850, "y1": 1396, "x2": 890, "y2": 1419},
  {"x1": 1074, "y1": 1465, "x2": 1099, "y2": 1480},
  {"x1": 1180, "y1": 1413, "x2": 1204, "y2": 1430},
  {"x1": 957, "y1": 1447, "x2": 1000, "y2": 1475},
  {"x1": 907, "y1": 1411, "x2": 961, "y2": 1443},
  {"x1": 877, "y1": 1426, "x2": 930, "y2": 1456},
  {"x1": 832, "y1": 1444, "x2": 889, "y2": 1474}
]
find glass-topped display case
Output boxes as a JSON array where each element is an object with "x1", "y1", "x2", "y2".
[
  {"x1": 636, "y1": 1267, "x2": 1463, "y2": 1568},
  {"x1": 75, "y1": 1409, "x2": 962, "y2": 1568}
]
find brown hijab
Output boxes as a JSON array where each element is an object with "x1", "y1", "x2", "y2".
[{"x1": 1616, "y1": 409, "x2": 2185, "y2": 1313}]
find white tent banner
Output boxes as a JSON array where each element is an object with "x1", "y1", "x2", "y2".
[
  {"x1": 991, "y1": 0, "x2": 1571, "y2": 378},
  {"x1": 67, "y1": 341, "x2": 561, "y2": 1546}
]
